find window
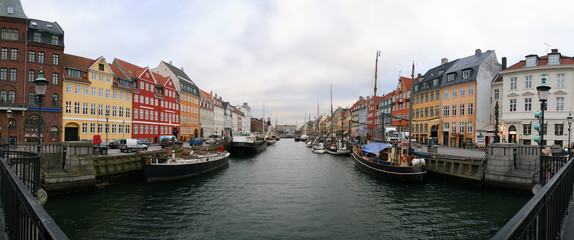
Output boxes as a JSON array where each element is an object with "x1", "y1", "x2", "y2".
[
  {"x1": 91, "y1": 87, "x2": 96, "y2": 96},
  {"x1": 1, "y1": 48, "x2": 7, "y2": 60},
  {"x1": 467, "y1": 121, "x2": 473, "y2": 134},
  {"x1": 525, "y1": 56, "x2": 537, "y2": 67},
  {"x1": 460, "y1": 87, "x2": 465, "y2": 97},
  {"x1": 443, "y1": 89, "x2": 450, "y2": 99},
  {"x1": 459, "y1": 122, "x2": 465, "y2": 133},
  {"x1": 468, "y1": 85, "x2": 474, "y2": 96},
  {"x1": 10, "y1": 48, "x2": 17, "y2": 60},
  {"x1": 452, "y1": 122, "x2": 456, "y2": 133},
  {"x1": 38, "y1": 52, "x2": 44, "y2": 63},
  {"x1": 0, "y1": 90, "x2": 6, "y2": 103},
  {"x1": 98, "y1": 124, "x2": 102, "y2": 134},
  {"x1": 555, "y1": 124, "x2": 564, "y2": 135},
  {"x1": 83, "y1": 103, "x2": 88, "y2": 115},
  {"x1": 126, "y1": 108, "x2": 131, "y2": 118},
  {"x1": 119, "y1": 107, "x2": 124, "y2": 117},
  {"x1": 8, "y1": 91, "x2": 14, "y2": 104},
  {"x1": 126, "y1": 125, "x2": 130, "y2": 134},
  {"x1": 451, "y1": 105, "x2": 457, "y2": 116},
  {"x1": 111, "y1": 124, "x2": 116, "y2": 134},
  {"x1": 525, "y1": 98, "x2": 532, "y2": 111},
  {"x1": 462, "y1": 69, "x2": 472, "y2": 79},
  {"x1": 98, "y1": 104, "x2": 103, "y2": 116},
  {"x1": 459, "y1": 104, "x2": 465, "y2": 116},
  {"x1": 74, "y1": 102, "x2": 80, "y2": 114},
  {"x1": 33, "y1": 32, "x2": 41, "y2": 42},
  {"x1": 510, "y1": 99, "x2": 516, "y2": 112},
  {"x1": 435, "y1": 106, "x2": 440, "y2": 117},
  {"x1": 29, "y1": 51, "x2": 35, "y2": 62},
  {"x1": 548, "y1": 54, "x2": 560, "y2": 65},
  {"x1": 65, "y1": 101, "x2": 71, "y2": 113},
  {"x1": 65, "y1": 83, "x2": 72, "y2": 93},
  {"x1": 525, "y1": 76, "x2": 532, "y2": 88},
  {"x1": 52, "y1": 73, "x2": 59, "y2": 85},
  {"x1": 447, "y1": 73, "x2": 455, "y2": 82},
  {"x1": 91, "y1": 104, "x2": 96, "y2": 115},
  {"x1": 510, "y1": 77, "x2": 517, "y2": 90},
  {"x1": 66, "y1": 69, "x2": 81, "y2": 78},
  {"x1": 524, "y1": 124, "x2": 531, "y2": 135},
  {"x1": 98, "y1": 63, "x2": 104, "y2": 71},
  {"x1": 51, "y1": 35, "x2": 59, "y2": 45},
  {"x1": 425, "y1": 92, "x2": 428, "y2": 102},
  {"x1": 106, "y1": 89, "x2": 110, "y2": 98},
  {"x1": 28, "y1": 70, "x2": 35, "y2": 82},
  {"x1": 443, "y1": 106, "x2": 450, "y2": 117},
  {"x1": 112, "y1": 106, "x2": 117, "y2": 117},
  {"x1": 557, "y1": 74, "x2": 565, "y2": 87},
  {"x1": 113, "y1": 90, "x2": 117, "y2": 99},
  {"x1": 52, "y1": 94, "x2": 58, "y2": 107},
  {"x1": 74, "y1": 84, "x2": 80, "y2": 94},
  {"x1": 90, "y1": 123, "x2": 95, "y2": 133},
  {"x1": 83, "y1": 86, "x2": 88, "y2": 95},
  {"x1": 28, "y1": 92, "x2": 36, "y2": 106},
  {"x1": 494, "y1": 89, "x2": 499, "y2": 99},
  {"x1": 134, "y1": 124, "x2": 138, "y2": 134},
  {"x1": 82, "y1": 123, "x2": 88, "y2": 133},
  {"x1": 98, "y1": 88, "x2": 103, "y2": 97},
  {"x1": 134, "y1": 108, "x2": 138, "y2": 119},
  {"x1": 435, "y1": 90, "x2": 440, "y2": 100},
  {"x1": 0, "y1": 68, "x2": 6, "y2": 80},
  {"x1": 120, "y1": 92, "x2": 124, "y2": 100},
  {"x1": 556, "y1": 97, "x2": 564, "y2": 111},
  {"x1": 53, "y1": 54, "x2": 59, "y2": 65},
  {"x1": 467, "y1": 103, "x2": 473, "y2": 115},
  {"x1": 452, "y1": 88, "x2": 457, "y2": 98}
]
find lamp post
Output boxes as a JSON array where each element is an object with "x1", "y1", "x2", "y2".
[
  {"x1": 33, "y1": 68, "x2": 49, "y2": 155},
  {"x1": 6, "y1": 107, "x2": 12, "y2": 152},
  {"x1": 537, "y1": 76, "x2": 551, "y2": 184},
  {"x1": 568, "y1": 112, "x2": 573, "y2": 156},
  {"x1": 105, "y1": 109, "x2": 110, "y2": 148},
  {"x1": 123, "y1": 120, "x2": 125, "y2": 139}
]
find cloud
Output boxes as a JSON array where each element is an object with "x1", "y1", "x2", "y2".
[{"x1": 20, "y1": 0, "x2": 574, "y2": 126}]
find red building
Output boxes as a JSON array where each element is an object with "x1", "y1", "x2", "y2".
[
  {"x1": 0, "y1": 2, "x2": 64, "y2": 144},
  {"x1": 153, "y1": 72, "x2": 180, "y2": 141},
  {"x1": 366, "y1": 96, "x2": 383, "y2": 141},
  {"x1": 113, "y1": 58, "x2": 168, "y2": 143},
  {"x1": 391, "y1": 76, "x2": 414, "y2": 132}
]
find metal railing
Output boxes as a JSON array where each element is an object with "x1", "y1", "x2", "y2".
[
  {"x1": 0, "y1": 149, "x2": 41, "y2": 197},
  {"x1": 1, "y1": 155, "x2": 69, "y2": 239},
  {"x1": 492, "y1": 155, "x2": 574, "y2": 239}
]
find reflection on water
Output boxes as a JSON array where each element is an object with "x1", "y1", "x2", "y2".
[{"x1": 45, "y1": 140, "x2": 529, "y2": 239}]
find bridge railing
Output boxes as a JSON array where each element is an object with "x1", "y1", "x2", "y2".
[
  {"x1": 0, "y1": 149, "x2": 41, "y2": 197},
  {"x1": 1, "y1": 156, "x2": 68, "y2": 240},
  {"x1": 492, "y1": 155, "x2": 574, "y2": 239}
]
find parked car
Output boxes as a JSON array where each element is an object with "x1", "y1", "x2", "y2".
[
  {"x1": 160, "y1": 136, "x2": 183, "y2": 149},
  {"x1": 108, "y1": 140, "x2": 120, "y2": 149},
  {"x1": 190, "y1": 137, "x2": 203, "y2": 146},
  {"x1": 118, "y1": 139, "x2": 148, "y2": 153},
  {"x1": 205, "y1": 138, "x2": 216, "y2": 144}
]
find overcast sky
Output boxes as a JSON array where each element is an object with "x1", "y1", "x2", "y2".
[{"x1": 21, "y1": 0, "x2": 574, "y2": 126}]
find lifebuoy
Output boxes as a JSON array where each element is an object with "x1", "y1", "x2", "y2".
[{"x1": 401, "y1": 156, "x2": 407, "y2": 163}]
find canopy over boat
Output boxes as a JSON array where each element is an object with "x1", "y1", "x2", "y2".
[{"x1": 361, "y1": 143, "x2": 392, "y2": 154}]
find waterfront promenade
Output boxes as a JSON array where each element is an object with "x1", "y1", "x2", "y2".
[{"x1": 416, "y1": 144, "x2": 487, "y2": 159}]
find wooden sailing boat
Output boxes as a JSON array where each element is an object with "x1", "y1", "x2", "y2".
[
  {"x1": 350, "y1": 51, "x2": 427, "y2": 182},
  {"x1": 326, "y1": 84, "x2": 351, "y2": 156}
]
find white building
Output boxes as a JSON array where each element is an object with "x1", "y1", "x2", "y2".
[{"x1": 499, "y1": 49, "x2": 574, "y2": 147}]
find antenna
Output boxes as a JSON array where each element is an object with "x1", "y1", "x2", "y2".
[{"x1": 544, "y1": 43, "x2": 552, "y2": 53}]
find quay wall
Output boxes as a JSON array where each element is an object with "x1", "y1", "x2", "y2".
[{"x1": 484, "y1": 143, "x2": 541, "y2": 192}]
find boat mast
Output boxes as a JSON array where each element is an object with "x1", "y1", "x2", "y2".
[
  {"x1": 408, "y1": 61, "x2": 415, "y2": 158},
  {"x1": 330, "y1": 84, "x2": 334, "y2": 139},
  {"x1": 371, "y1": 50, "x2": 380, "y2": 142}
]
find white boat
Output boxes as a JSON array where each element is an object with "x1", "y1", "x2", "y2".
[{"x1": 312, "y1": 142, "x2": 326, "y2": 154}]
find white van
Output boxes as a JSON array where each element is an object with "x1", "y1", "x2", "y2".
[{"x1": 118, "y1": 139, "x2": 148, "y2": 153}]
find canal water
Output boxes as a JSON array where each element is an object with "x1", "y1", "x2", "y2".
[{"x1": 44, "y1": 140, "x2": 530, "y2": 240}]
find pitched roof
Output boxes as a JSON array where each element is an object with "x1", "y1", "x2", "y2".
[
  {"x1": 113, "y1": 58, "x2": 142, "y2": 79},
  {"x1": 161, "y1": 61, "x2": 198, "y2": 87},
  {"x1": 440, "y1": 50, "x2": 496, "y2": 87},
  {"x1": 505, "y1": 52, "x2": 574, "y2": 70},
  {"x1": 0, "y1": 0, "x2": 27, "y2": 19},
  {"x1": 63, "y1": 53, "x2": 94, "y2": 70}
]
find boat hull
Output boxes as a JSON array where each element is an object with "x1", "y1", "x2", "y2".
[
  {"x1": 325, "y1": 148, "x2": 351, "y2": 156},
  {"x1": 227, "y1": 141, "x2": 266, "y2": 156},
  {"x1": 351, "y1": 152, "x2": 426, "y2": 182},
  {"x1": 142, "y1": 152, "x2": 230, "y2": 183}
]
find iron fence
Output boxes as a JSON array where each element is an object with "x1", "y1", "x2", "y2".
[
  {"x1": 0, "y1": 156, "x2": 68, "y2": 239},
  {"x1": 492, "y1": 155, "x2": 574, "y2": 239},
  {"x1": 0, "y1": 149, "x2": 41, "y2": 197}
]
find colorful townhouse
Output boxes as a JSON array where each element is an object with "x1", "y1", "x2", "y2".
[
  {"x1": 0, "y1": 1, "x2": 64, "y2": 144},
  {"x1": 440, "y1": 50, "x2": 500, "y2": 147},
  {"x1": 153, "y1": 61, "x2": 200, "y2": 142},
  {"x1": 153, "y1": 72, "x2": 180, "y2": 142},
  {"x1": 391, "y1": 77, "x2": 413, "y2": 133},
  {"x1": 199, "y1": 89, "x2": 214, "y2": 138},
  {"x1": 499, "y1": 49, "x2": 574, "y2": 147},
  {"x1": 413, "y1": 58, "x2": 456, "y2": 144},
  {"x1": 62, "y1": 54, "x2": 132, "y2": 142},
  {"x1": 113, "y1": 58, "x2": 162, "y2": 143},
  {"x1": 350, "y1": 96, "x2": 368, "y2": 140}
]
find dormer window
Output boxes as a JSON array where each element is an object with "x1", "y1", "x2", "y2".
[
  {"x1": 433, "y1": 79, "x2": 439, "y2": 86},
  {"x1": 438, "y1": 70, "x2": 445, "y2": 75},
  {"x1": 525, "y1": 55, "x2": 538, "y2": 67},
  {"x1": 462, "y1": 69, "x2": 472, "y2": 79},
  {"x1": 447, "y1": 73, "x2": 456, "y2": 82},
  {"x1": 548, "y1": 54, "x2": 560, "y2": 65}
]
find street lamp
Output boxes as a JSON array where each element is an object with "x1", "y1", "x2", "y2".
[
  {"x1": 33, "y1": 68, "x2": 49, "y2": 155},
  {"x1": 6, "y1": 107, "x2": 12, "y2": 152},
  {"x1": 105, "y1": 109, "x2": 110, "y2": 147},
  {"x1": 567, "y1": 112, "x2": 572, "y2": 155},
  {"x1": 536, "y1": 76, "x2": 551, "y2": 184}
]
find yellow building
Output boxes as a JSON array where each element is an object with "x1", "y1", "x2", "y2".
[{"x1": 62, "y1": 54, "x2": 132, "y2": 142}]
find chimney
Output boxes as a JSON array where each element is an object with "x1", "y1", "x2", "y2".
[
  {"x1": 169, "y1": 61, "x2": 172, "y2": 65},
  {"x1": 441, "y1": 58, "x2": 448, "y2": 65},
  {"x1": 417, "y1": 73, "x2": 422, "y2": 79},
  {"x1": 181, "y1": 67, "x2": 184, "y2": 71},
  {"x1": 502, "y1": 57, "x2": 507, "y2": 70},
  {"x1": 475, "y1": 49, "x2": 482, "y2": 55},
  {"x1": 551, "y1": 49, "x2": 559, "y2": 53}
]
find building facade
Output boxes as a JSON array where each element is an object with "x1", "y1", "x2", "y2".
[{"x1": 199, "y1": 89, "x2": 214, "y2": 138}]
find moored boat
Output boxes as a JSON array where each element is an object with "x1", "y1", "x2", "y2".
[
  {"x1": 325, "y1": 140, "x2": 351, "y2": 156},
  {"x1": 141, "y1": 148, "x2": 230, "y2": 183},
  {"x1": 312, "y1": 142, "x2": 327, "y2": 154},
  {"x1": 228, "y1": 132, "x2": 266, "y2": 156},
  {"x1": 351, "y1": 143, "x2": 426, "y2": 182}
]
